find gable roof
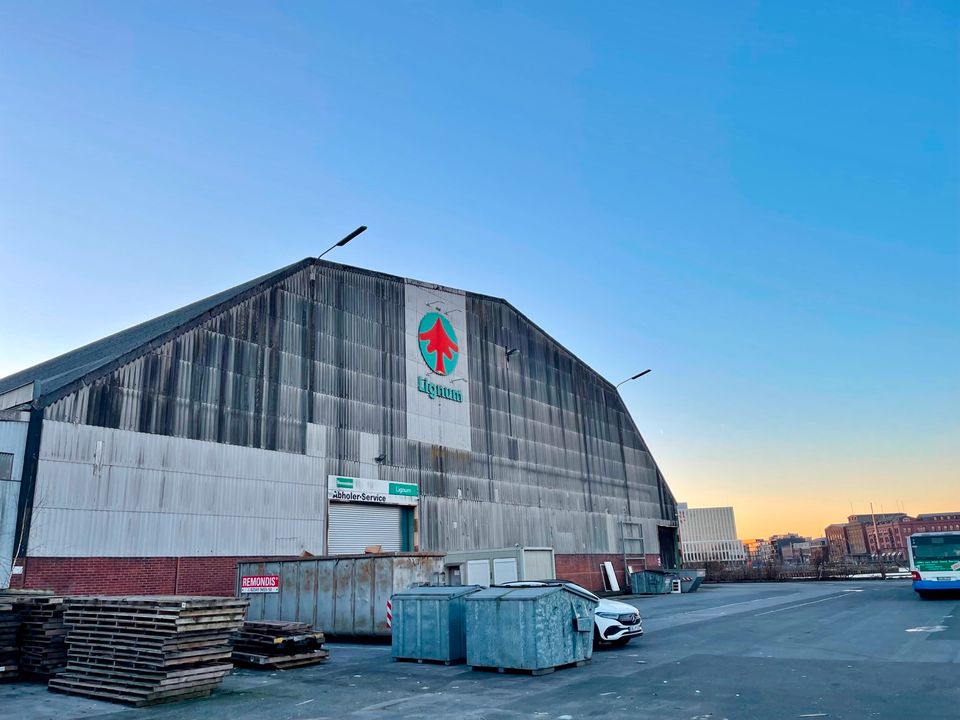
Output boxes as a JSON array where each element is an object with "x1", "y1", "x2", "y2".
[
  {"x1": 1, "y1": 256, "x2": 624, "y2": 409},
  {"x1": 0, "y1": 258, "x2": 312, "y2": 406}
]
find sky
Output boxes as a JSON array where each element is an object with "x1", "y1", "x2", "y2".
[{"x1": 1, "y1": 2, "x2": 957, "y2": 540}]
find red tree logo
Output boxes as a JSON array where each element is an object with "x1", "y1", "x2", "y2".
[{"x1": 418, "y1": 312, "x2": 460, "y2": 375}]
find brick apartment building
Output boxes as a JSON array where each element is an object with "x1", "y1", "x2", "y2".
[{"x1": 824, "y1": 512, "x2": 960, "y2": 562}]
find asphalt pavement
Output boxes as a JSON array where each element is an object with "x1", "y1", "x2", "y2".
[{"x1": 4, "y1": 580, "x2": 958, "y2": 720}]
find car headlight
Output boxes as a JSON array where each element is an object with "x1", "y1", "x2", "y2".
[{"x1": 596, "y1": 612, "x2": 621, "y2": 620}]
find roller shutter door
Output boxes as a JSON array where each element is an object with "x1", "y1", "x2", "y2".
[{"x1": 328, "y1": 503, "x2": 403, "y2": 554}]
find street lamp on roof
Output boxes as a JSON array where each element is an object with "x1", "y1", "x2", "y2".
[
  {"x1": 616, "y1": 369, "x2": 651, "y2": 389},
  {"x1": 318, "y1": 225, "x2": 367, "y2": 260}
]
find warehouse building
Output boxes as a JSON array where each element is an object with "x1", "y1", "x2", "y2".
[{"x1": 0, "y1": 258, "x2": 678, "y2": 595}]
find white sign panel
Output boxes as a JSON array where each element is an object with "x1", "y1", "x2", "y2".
[
  {"x1": 240, "y1": 575, "x2": 280, "y2": 593},
  {"x1": 404, "y1": 281, "x2": 472, "y2": 451},
  {"x1": 327, "y1": 475, "x2": 419, "y2": 507}
]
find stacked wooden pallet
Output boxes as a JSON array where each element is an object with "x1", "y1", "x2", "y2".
[
  {"x1": 49, "y1": 596, "x2": 248, "y2": 706},
  {"x1": 0, "y1": 590, "x2": 68, "y2": 679},
  {"x1": 0, "y1": 603, "x2": 20, "y2": 681},
  {"x1": 232, "y1": 620, "x2": 329, "y2": 670}
]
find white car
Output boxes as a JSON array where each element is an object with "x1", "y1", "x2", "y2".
[{"x1": 499, "y1": 579, "x2": 643, "y2": 647}]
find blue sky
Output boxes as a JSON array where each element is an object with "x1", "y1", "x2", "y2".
[{"x1": 1, "y1": 2, "x2": 957, "y2": 537}]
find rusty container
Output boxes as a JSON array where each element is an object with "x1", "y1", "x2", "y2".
[{"x1": 238, "y1": 553, "x2": 445, "y2": 638}]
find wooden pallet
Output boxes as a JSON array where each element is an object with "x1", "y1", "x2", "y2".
[
  {"x1": 49, "y1": 678, "x2": 220, "y2": 706},
  {"x1": 0, "y1": 603, "x2": 20, "y2": 683},
  {"x1": 232, "y1": 648, "x2": 329, "y2": 670},
  {"x1": 0, "y1": 591, "x2": 65, "y2": 679},
  {"x1": 51, "y1": 595, "x2": 248, "y2": 706},
  {"x1": 231, "y1": 619, "x2": 329, "y2": 670}
]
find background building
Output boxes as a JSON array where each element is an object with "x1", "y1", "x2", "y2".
[
  {"x1": 677, "y1": 503, "x2": 745, "y2": 565},
  {"x1": 768, "y1": 534, "x2": 826, "y2": 565},
  {"x1": 825, "y1": 524, "x2": 851, "y2": 562},
  {"x1": 823, "y1": 512, "x2": 960, "y2": 562},
  {"x1": 0, "y1": 258, "x2": 678, "y2": 594},
  {"x1": 743, "y1": 538, "x2": 774, "y2": 568}
]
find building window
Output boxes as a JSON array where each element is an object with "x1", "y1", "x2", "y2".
[{"x1": 0, "y1": 452, "x2": 13, "y2": 481}]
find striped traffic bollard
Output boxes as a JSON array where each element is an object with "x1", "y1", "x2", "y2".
[{"x1": 386, "y1": 599, "x2": 392, "y2": 629}]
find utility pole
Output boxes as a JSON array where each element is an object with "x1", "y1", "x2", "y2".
[{"x1": 870, "y1": 502, "x2": 886, "y2": 580}]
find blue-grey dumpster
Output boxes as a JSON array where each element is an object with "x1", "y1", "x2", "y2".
[
  {"x1": 679, "y1": 575, "x2": 704, "y2": 593},
  {"x1": 464, "y1": 584, "x2": 598, "y2": 674},
  {"x1": 629, "y1": 570, "x2": 671, "y2": 594},
  {"x1": 391, "y1": 585, "x2": 482, "y2": 664}
]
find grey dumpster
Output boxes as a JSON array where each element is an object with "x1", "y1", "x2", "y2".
[
  {"x1": 629, "y1": 570, "x2": 671, "y2": 595},
  {"x1": 464, "y1": 584, "x2": 597, "y2": 674},
  {"x1": 391, "y1": 585, "x2": 481, "y2": 664},
  {"x1": 679, "y1": 575, "x2": 704, "y2": 593}
]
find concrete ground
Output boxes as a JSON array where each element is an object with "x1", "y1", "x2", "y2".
[{"x1": 3, "y1": 580, "x2": 958, "y2": 720}]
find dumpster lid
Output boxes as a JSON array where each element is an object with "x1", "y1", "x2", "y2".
[
  {"x1": 392, "y1": 585, "x2": 483, "y2": 600},
  {"x1": 467, "y1": 584, "x2": 598, "y2": 603}
]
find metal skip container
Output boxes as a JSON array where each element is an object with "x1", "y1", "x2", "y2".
[
  {"x1": 629, "y1": 570, "x2": 671, "y2": 595},
  {"x1": 391, "y1": 585, "x2": 482, "y2": 664},
  {"x1": 679, "y1": 574, "x2": 704, "y2": 593},
  {"x1": 464, "y1": 584, "x2": 598, "y2": 674},
  {"x1": 238, "y1": 553, "x2": 445, "y2": 638}
]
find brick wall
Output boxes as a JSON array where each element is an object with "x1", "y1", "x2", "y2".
[
  {"x1": 6, "y1": 556, "x2": 270, "y2": 596},
  {"x1": 555, "y1": 553, "x2": 664, "y2": 592},
  {"x1": 9, "y1": 552, "x2": 667, "y2": 596}
]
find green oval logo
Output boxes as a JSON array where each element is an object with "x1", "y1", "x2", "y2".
[{"x1": 418, "y1": 312, "x2": 459, "y2": 376}]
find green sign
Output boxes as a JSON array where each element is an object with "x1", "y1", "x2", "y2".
[
  {"x1": 417, "y1": 376, "x2": 463, "y2": 403},
  {"x1": 336, "y1": 477, "x2": 354, "y2": 489},
  {"x1": 389, "y1": 482, "x2": 418, "y2": 497}
]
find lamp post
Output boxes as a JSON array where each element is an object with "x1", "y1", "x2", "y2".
[
  {"x1": 616, "y1": 369, "x2": 651, "y2": 389},
  {"x1": 318, "y1": 225, "x2": 367, "y2": 260}
]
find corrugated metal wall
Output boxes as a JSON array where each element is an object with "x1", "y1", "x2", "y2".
[
  {"x1": 0, "y1": 419, "x2": 29, "y2": 584},
  {"x1": 38, "y1": 262, "x2": 675, "y2": 557},
  {"x1": 29, "y1": 421, "x2": 327, "y2": 556}
]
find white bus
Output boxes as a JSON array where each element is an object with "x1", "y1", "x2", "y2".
[{"x1": 908, "y1": 531, "x2": 960, "y2": 598}]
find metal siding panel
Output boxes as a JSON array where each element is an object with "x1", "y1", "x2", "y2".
[
  {"x1": 28, "y1": 421, "x2": 326, "y2": 556},
  {"x1": 0, "y1": 383, "x2": 34, "y2": 410},
  {"x1": 297, "y1": 560, "x2": 319, "y2": 629},
  {"x1": 279, "y1": 561, "x2": 300, "y2": 621},
  {"x1": 333, "y1": 560, "x2": 356, "y2": 634},
  {"x1": 260, "y1": 561, "x2": 284, "y2": 620},
  {"x1": 0, "y1": 420, "x2": 29, "y2": 584},
  {"x1": 314, "y1": 560, "x2": 334, "y2": 632},
  {"x1": 353, "y1": 558, "x2": 374, "y2": 635}
]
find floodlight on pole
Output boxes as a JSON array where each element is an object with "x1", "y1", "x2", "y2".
[
  {"x1": 616, "y1": 369, "x2": 652, "y2": 389},
  {"x1": 318, "y1": 225, "x2": 367, "y2": 260}
]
